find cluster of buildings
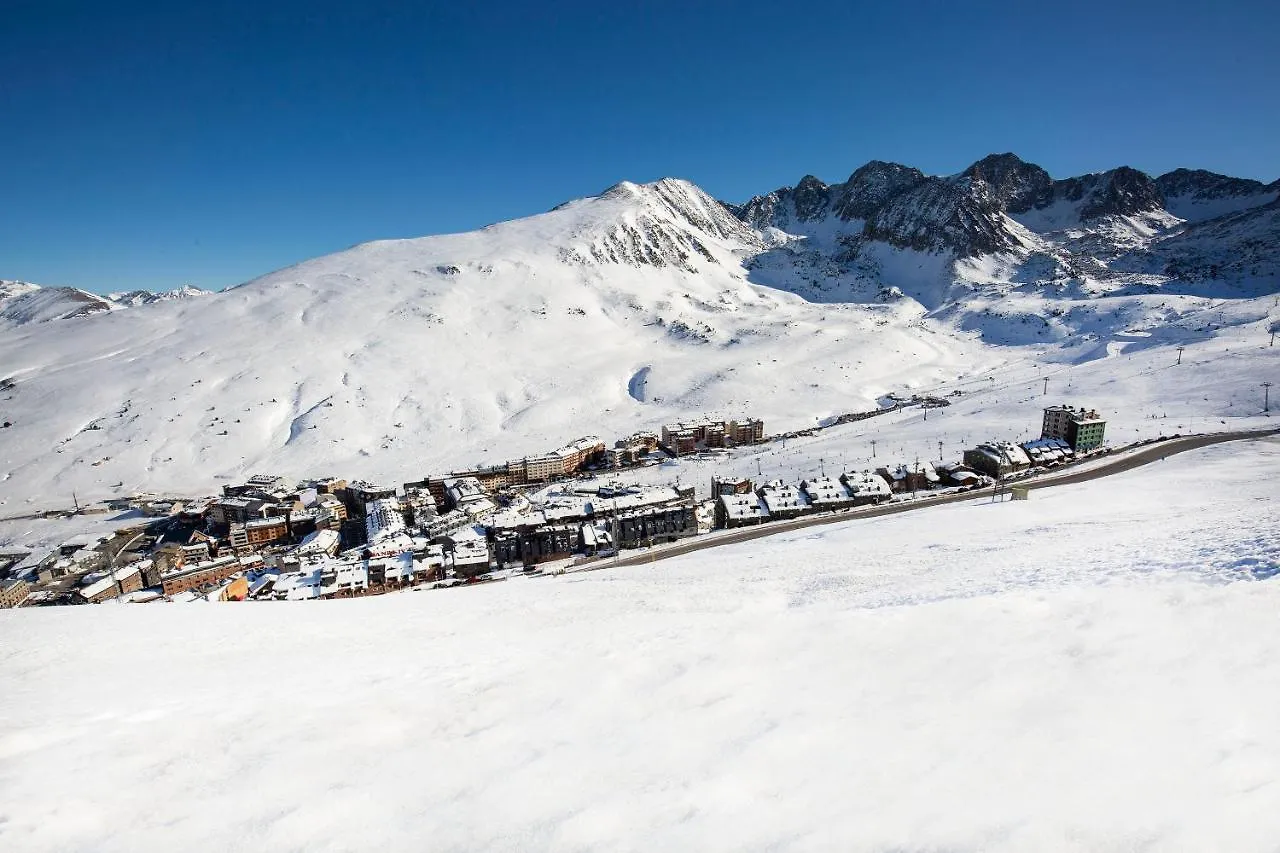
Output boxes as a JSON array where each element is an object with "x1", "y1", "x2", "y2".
[
  {"x1": 0, "y1": 406, "x2": 1108, "y2": 609},
  {"x1": 713, "y1": 472, "x2": 891, "y2": 528},
  {"x1": 440, "y1": 436, "x2": 608, "y2": 492},
  {"x1": 3, "y1": 459, "x2": 705, "y2": 606},
  {"x1": 660, "y1": 417, "x2": 765, "y2": 456},
  {"x1": 487, "y1": 481, "x2": 699, "y2": 567},
  {"x1": 962, "y1": 404, "x2": 1107, "y2": 479},
  {"x1": 712, "y1": 405, "x2": 1109, "y2": 531}
]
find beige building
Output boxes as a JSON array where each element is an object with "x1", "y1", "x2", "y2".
[
  {"x1": 161, "y1": 556, "x2": 241, "y2": 596},
  {"x1": 0, "y1": 577, "x2": 31, "y2": 608},
  {"x1": 77, "y1": 565, "x2": 143, "y2": 604},
  {"x1": 524, "y1": 454, "x2": 565, "y2": 481}
]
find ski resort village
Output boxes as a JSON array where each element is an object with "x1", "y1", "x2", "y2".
[
  {"x1": 0, "y1": 402, "x2": 1124, "y2": 608},
  {"x1": 8, "y1": 2, "x2": 1280, "y2": 847}
]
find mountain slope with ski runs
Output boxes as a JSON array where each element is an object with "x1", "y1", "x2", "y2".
[{"x1": 1, "y1": 154, "x2": 1277, "y2": 505}]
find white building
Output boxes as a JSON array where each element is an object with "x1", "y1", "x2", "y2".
[{"x1": 365, "y1": 498, "x2": 407, "y2": 544}]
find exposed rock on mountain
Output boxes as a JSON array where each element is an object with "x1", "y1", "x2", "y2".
[
  {"x1": 1049, "y1": 166, "x2": 1165, "y2": 221},
  {"x1": 863, "y1": 174, "x2": 1019, "y2": 255},
  {"x1": 833, "y1": 161, "x2": 927, "y2": 221},
  {"x1": 1151, "y1": 193, "x2": 1280, "y2": 285},
  {"x1": 737, "y1": 175, "x2": 834, "y2": 231},
  {"x1": 1155, "y1": 168, "x2": 1279, "y2": 222},
  {"x1": 734, "y1": 155, "x2": 1277, "y2": 268},
  {"x1": 962, "y1": 153, "x2": 1053, "y2": 213}
]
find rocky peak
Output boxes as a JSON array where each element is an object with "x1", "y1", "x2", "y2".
[
  {"x1": 1155, "y1": 168, "x2": 1269, "y2": 200},
  {"x1": 833, "y1": 160, "x2": 926, "y2": 220},
  {"x1": 962, "y1": 153, "x2": 1053, "y2": 213},
  {"x1": 791, "y1": 175, "x2": 832, "y2": 222},
  {"x1": 1051, "y1": 166, "x2": 1164, "y2": 220},
  {"x1": 864, "y1": 174, "x2": 1020, "y2": 256},
  {"x1": 737, "y1": 175, "x2": 834, "y2": 231},
  {"x1": 1153, "y1": 168, "x2": 1279, "y2": 222}
]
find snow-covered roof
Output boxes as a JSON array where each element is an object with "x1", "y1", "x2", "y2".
[
  {"x1": 719, "y1": 493, "x2": 770, "y2": 521},
  {"x1": 248, "y1": 572, "x2": 279, "y2": 595},
  {"x1": 557, "y1": 435, "x2": 604, "y2": 454},
  {"x1": 451, "y1": 538, "x2": 489, "y2": 566},
  {"x1": 348, "y1": 480, "x2": 395, "y2": 493},
  {"x1": 320, "y1": 559, "x2": 368, "y2": 594},
  {"x1": 296, "y1": 528, "x2": 340, "y2": 555},
  {"x1": 60, "y1": 533, "x2": 100, "y2": 549},
  {"x1": 996, "y1": 442, "x2": 1031, "y2": 467},
  {"x1": 272, "y1": 566, "x2": 324, "y2": 600},
  {"x1": 161, "y1": 555, "x2": 238, "y2": 579},
  {"x1": 1022, "y1": 437, "x2": 1074, "y2": 463},
  {"x1": 79, "y1": 564, "x2": 141, "y2": 600},
  {"x1": 365, "y1": 497, "x2": 407, "y2": 544},
  {"x1": 245, "y1": 515, "x2": 287, "y2": 529},
  {"x1": 974, "y1": 441, "x2": 1032, "y2": 468},
  {"x1": 759, "y1": 483, "x2": 811, "y2": 514},
  {"x1": 842, "y1": 470, "x2": 892, "y2": 497},
  {"x1": 801, "y1": 477, "x2": 849, "y2": 505}
]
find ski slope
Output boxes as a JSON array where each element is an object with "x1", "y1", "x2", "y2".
[{"x1": 1, "y1": 438, "x2": 1277, "y2": 851}]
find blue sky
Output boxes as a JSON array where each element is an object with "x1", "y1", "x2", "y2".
[{"x1": 3, "y1": 0, "x2": 1277, "y2": 294}]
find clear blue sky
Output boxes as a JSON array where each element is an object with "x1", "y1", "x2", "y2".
[{"x1": 3, "y1": 0, "x2": 1277, "y2": 294}]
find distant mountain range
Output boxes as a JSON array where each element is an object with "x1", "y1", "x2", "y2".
[
  {"x1": 0, "y1": 281, "x2": 209, "y2": 326},
  {"x1": 0, "y1": 153, "x2": 1276, "y2": 502},
  {"x1": 734, "y1": 154, "x2": 1279, "y2": 292}
]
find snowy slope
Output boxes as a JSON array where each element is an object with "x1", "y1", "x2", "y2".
[
  {"x1": 0, "y1": 179, "x2": 998, "y2": 505},
  {"x1": 2, "y1": 438, "x2": 1278, "y2": 851},
  {"x1": 1, "y1": 156, "x2": 1278, "y2": 507},
  {"x1": 0, "y1": 280, "x2": 116, "y2": 326}
]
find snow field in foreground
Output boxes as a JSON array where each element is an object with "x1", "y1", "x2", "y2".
[{"x1": 1, "y1": 438, "x2": 1279, "y2": 852}]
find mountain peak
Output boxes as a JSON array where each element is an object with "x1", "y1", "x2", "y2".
[
  {"x1": 1049, "y1": 166, "x2": 1163, "y2": 220},
  {"x1": 1155, "y1": 168, "x2": 1279, "y2": 222},
  {"x1": 834, "y1": 161, "x2": 926, "y2": 221},
  {"x1": 961, "y1": 153, "x2": 1053, "y2": 214}
]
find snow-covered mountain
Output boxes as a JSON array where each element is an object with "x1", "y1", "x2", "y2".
[
  {"x1": 0, "y1": 155, "x2": 1276, "y2": 505},
  {"x1": 0, "y1": 281, "x2": 210, "y2": 327},
  {"x1": 1155, "y1": 168, "x2": 1280, "y2": 222},
  {"x1": 0, "y1": 280, "x2": 117, "y2": 326},
  {"x1": 105, "y1": 285, "x2": 211, "y2": 307}
]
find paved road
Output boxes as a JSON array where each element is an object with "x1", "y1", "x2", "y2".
[{"x1": 590, "y1": 426, "x2": 1280, "y2": 572}]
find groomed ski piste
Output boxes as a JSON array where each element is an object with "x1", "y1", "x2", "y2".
[{"x1": 2, "y1": 436, "x2": 1278, "y2": 852}]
